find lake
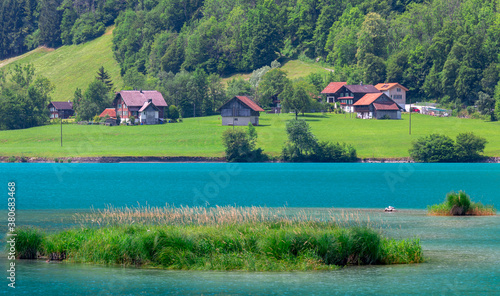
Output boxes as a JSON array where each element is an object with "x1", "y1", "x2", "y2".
[{"x1": 0, "y1": 163, "x2": 499, "y2": 295}]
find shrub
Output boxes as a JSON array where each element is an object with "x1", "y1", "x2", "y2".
[
  {"x1": 454, "y1": 132, "x2": 487, "y2": 162},
  {"x1": 282, "y1": 120, "x2": 357, "y2": 162},
  {"x1": 409, "y1": 134, "x2": 456, "y2": 162},
  {"x1": 129, "y1": 115, "x2": 136, "y2": 125},
  {"x1": 409, "y1": 132, "x2": 487, "y2": 162},
  {"x1": 7, "y1": 156, "x2": 16, "y2": 162},
  {"x1": 221, "y1": 127, "x2": 267, "y2": 162},
  {"x1": 168, "y1": 105, "x2": 180, "y2": 122}
]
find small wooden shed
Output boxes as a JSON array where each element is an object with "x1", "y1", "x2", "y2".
[{"x1": 218, "y1": 96, "x2": 265, "y2": 126}]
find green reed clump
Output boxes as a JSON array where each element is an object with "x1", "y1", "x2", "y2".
[
  {"x1": 23, "y1": 222, "x2": 422, "y2": 270},
  {"x1": 428, "y1": 191, "x2": 496, "y2": 216},
  {"x1": 11, "y1": 227, "x2": 45, "y2": 259},
  {"x1": 380, "y1": 238, "x2": 423, "y2": 264}
]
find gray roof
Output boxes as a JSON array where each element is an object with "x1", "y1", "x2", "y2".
[
  {"x1": 344, "y1": 85, "x2": 380, "y2": 93},
  {"x1": 49, "y1": 101, "x2": 73, "y2": 110}
]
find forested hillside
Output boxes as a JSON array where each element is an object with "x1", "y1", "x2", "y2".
[{"x1": 2, "y1": 0, "x2": 500, "y2": 110}]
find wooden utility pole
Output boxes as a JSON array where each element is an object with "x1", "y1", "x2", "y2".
[
  {"x1": 60, "y1": 111, "x2": 63, "y2": 147},
  {"x1": 409, "y1": 100, "x2": 412, "y2": 135}
]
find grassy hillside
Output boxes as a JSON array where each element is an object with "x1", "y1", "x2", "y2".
[
  {"x1": 1, "y1": 113, "x2": 499, "y2": 159},
  {"x1": 221, "y1": 60, "x2": 331, "y2": 84},
  {"x1": 0, "y1": 27, "x2": 124, "y2": 102}
]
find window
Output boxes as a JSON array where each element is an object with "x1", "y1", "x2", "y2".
[
  {"x1": 55, "y1": 114, "x2": 58, "y2": 118},
  {"x1": 118, "y1": 104, "x2": 122, "y2": 108},
  {"x1": 397, "y1": 88, "x2": 401, "y2": 92}
]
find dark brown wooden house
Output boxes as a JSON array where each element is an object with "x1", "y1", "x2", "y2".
[
  {"x1": 218, "y1": 96, "x2": 264, "y2": 126},
  {"x1": 353, "y1": 93, "x2": 403, "y2": 119},
  {"x1": 113, "y1": 90, "x2": 167, "y2": 124},
  {"x1": 320, "y1": 82, "x2": 380, "y2": 112},
  {"x1": 47, "y1": 101, "x2": 74, "y2": 119}
]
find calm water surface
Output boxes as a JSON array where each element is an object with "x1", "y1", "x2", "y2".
[{"x1": 0, "y1": 163, "x2": 499, "y2": 295}]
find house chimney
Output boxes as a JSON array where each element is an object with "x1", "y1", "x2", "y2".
[
  {"x1": 140, "y1": 89, "x2": 143, "y2": 93},
  {"x1": 148, "y1": 99, "x2": 152, "y2": 103},
  {"x1": 360, "y1": 81, "x2": 363, "y2": 85}
]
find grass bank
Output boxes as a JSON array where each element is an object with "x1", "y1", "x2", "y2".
[
  {"x1": 13, "y1": 206, "x2": 423, "y2": 271},
  {"x1": 1, "y1": 113, "x2": 500, "y2": 159}
]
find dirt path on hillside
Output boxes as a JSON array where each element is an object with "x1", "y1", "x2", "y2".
[{"x1": 0, "y1": 46, "x2": 54, "y2": 68}]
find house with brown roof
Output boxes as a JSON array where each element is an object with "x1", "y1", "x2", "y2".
[
  {"x1": 113, "y1": 90, "x2": 167, "y2": 124},
  {"x1": 321, "y1": 83, "x2": 380, "y2": 112},
  {"x1": 374, "y1": 83, "x2": 408, "y2": 109},
  {"x1": 218, "y1": 96, "x2": 265, "y2": 126},
  {"x1": 353, "y1": 93, "x2": 403, "y2": 119},
  {"x1": 47, "y1": 101, "x2": 74, "y2": 119}
]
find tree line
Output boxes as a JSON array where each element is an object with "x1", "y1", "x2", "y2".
[{"x1": 3, "y1": 0, "x2": 500, "y2": 111}]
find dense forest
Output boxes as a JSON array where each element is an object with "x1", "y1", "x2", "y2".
[{"x1": 2, "y1": 0, "x2": 500, "y2": 115}]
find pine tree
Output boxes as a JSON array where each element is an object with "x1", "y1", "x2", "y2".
[{"x1": 96, "y1": 66, "x2": 114, "y2": 91}]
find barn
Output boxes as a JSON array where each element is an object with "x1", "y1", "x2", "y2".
[
  {"x1": 218, "y1": 96, "x2": 265, "y2": 126},
  {"x1": 353, "y1": 93, "x2": 403, "y2": 119}
]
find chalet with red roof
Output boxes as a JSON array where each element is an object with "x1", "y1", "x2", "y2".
[
  {"x1": 321, "y1": 82, "x2": 346, "y2": 103},
  {"x1": 374, "y1": 83, "x2": 408, "y2": 109},
  {"x1": 218, "y1": 96, "x2": 265, "y2": 126},
  {"x1": 47, "y1": 101, "x2": 74, "y2": 119},
  {"x1": 353, "y1": 93, "x2": 403, "y2": 119},
  {"x1": 113, "y1": 90, "x2": 167, "y2": 124},
  {"x1": 321, "y1": 82, "x2": 380, "y2": 112}
]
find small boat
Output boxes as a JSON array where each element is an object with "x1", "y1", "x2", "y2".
[{"x1": 384, "y1": 206, "x2": 395, "y2": 212}]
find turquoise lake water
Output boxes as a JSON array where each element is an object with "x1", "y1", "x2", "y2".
[{"x1": 0, "y1": 163, "x2": 499, "y2": 295}]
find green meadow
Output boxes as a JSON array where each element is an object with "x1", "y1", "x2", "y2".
[
  {"x1": 0, "y1": 27, "x2": 124, "y2": 102},
  {"x1": 1, "y1": 113, "x2": 499, "y2": 159}
]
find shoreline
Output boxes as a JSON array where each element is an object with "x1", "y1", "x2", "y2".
[{"x1": 2, "y1": 156, "x2": 500, "y2": 163}]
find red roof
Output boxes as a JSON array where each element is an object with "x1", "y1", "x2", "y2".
[
  {"x1": 235, "y1": 96, "x2": 265, "y2": 112},
  {"x1": 353, "y1": 93, "x2": 384, "y2": 106},
  {"x1": 373, "y1": 103, "x2": 401, "y2": 111},
  {"x1": 49, "y1": 101, "x2": 73, "y2": 110},
  {"x1": 99, "y1": 108, "x2": 116, "y2": 118},
  {"x1": 321, "y1": 82, "x2": 347, "y2": 94},
  {"x1": 116, "y1": 91, "x2": 168, "y2": 107},
  {"x1": 375, "y1": 83, "x2": 409, "y2": 92}
]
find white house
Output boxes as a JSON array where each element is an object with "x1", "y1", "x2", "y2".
[{"x1": 374, "y1": 83, "x2": 408, "y2": 109}]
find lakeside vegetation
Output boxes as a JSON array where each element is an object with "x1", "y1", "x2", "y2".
[
  {"x1": 428, "y1": 191, "x2": 497, "y2": 216},
  {"x1": 2, "y1": 113, "x2": 500, "y2": 159},
  {"x1": 13, "y1": 205, "x2": 423, "y2": 270}
]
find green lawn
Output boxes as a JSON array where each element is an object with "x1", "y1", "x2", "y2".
[
  {"x1": 1, "y1": 113, "x2": 500, "y2": 158},
  {"x1": 0, "y1": 27, "x2": 124, "y2": 102}
]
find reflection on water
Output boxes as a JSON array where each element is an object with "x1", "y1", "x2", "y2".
[{"x1": 1, "y1": 209, "x2": 499, "y2": 295}]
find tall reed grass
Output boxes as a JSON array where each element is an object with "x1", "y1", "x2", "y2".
[
  {"x1": 15, "y1": 206, "x2": 423, "y2": 271},
  {"x1": 74, "y1": 204, "x2": 374, "y2": 228}
]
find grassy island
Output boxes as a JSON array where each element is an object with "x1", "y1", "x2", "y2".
[
  {"x1": 14, "y1": 206, "x2": 423, "y2": 271},
  {"x1": 428, "y1": 191, "x2": 496, "y2": 216}
]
